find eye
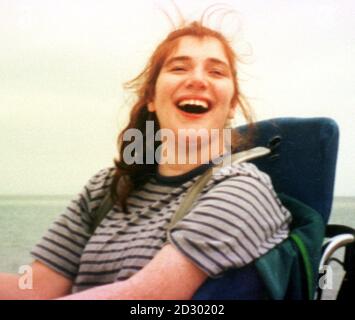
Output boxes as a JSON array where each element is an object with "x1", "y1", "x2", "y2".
[
  {"x1": 209, "y1": 68, "x2": 227, "y2": 77},
  {"x1": 170, "y1": 66, "x2": 187, "y2": 72},
  {"x1": 211, "y1": 70, "x2": 222, "y2": 75}
]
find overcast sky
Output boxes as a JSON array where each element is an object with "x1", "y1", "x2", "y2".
[{"x1": 1, "y1": 0, "x2": 354, "y2": 196}]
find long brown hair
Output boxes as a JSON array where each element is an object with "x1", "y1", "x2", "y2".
[{"x1": 111, "y1": 20, "x2": 255, "y2": 211}]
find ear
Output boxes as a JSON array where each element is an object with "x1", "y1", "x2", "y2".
[{"x1": 147, "y1": 102, "x2": 156, "y2": 112}]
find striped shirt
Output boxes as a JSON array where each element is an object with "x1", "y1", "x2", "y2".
[{"x1": 31, "y1": 161, "x2": 292, "y2": 293}]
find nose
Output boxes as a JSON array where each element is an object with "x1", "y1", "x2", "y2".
[{"x1": 184, "y1": 68, "x2": 208, "y2": 90}]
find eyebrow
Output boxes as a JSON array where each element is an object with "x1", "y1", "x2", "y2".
[{"x1": 164, "y1": 56, "x2": 230, "y2": 69}]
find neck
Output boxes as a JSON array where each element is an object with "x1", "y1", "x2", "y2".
[
  {"x1": 158, "y1": 161, "x2": 202, "y2": 177},
  {"x1": 157, "y1": 136, "x2": 230, "y2": 177}
]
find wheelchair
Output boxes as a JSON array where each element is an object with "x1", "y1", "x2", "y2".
[{"x1": 192, "y1": 117, "x2": 355, "y2": 300}]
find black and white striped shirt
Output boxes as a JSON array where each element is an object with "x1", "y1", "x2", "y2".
[{"x1": 31, "y1": 162, "x2": 292, "y2": 293}]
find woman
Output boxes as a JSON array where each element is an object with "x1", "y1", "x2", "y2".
[{"x1": 0, "y1": 21, "x2": 291, "y2": 299}]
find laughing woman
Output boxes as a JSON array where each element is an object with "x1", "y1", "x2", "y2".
[{"x1": 0, "y1": 20, "x2": 291, "y2": 299}]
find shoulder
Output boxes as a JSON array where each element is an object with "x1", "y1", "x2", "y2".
[
  {"x1": 168, "y1": 161, "x2": 292, "y2": 276},
  {"x1": 29, "y1": 169, "x2": 117, "y2": 280},
  {"x1": 198, "y1": 161, "x2": 291, "y2": 227},
  {"x1": 72, "y1": 167, "x2": 116, "y2": 214},
  {"x1": 84, "y1": 167, "x2": 116, "y2": 196},
  {"x1": 207, "y1": 161, "x2": 274, "y2": 193},
  {"x1": 86, "y1": 167, "x2": 116, "y2": 188}
]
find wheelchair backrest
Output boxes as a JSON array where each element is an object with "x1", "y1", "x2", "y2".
[{"x1": 238, "y1": 117, "x2": 339, "y2": 224}]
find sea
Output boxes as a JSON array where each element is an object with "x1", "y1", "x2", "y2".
[{"x1": 0, "y1": 195, "x2": 354, "y2": 299}]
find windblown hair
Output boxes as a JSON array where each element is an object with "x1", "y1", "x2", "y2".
[{"x1": 111, "y1": 18, "x2": 255, "y2": 211}]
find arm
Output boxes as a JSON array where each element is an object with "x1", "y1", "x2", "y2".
[
  {"x1": 0, "y1": 260, "x2": 73, "y2": 300},
  {"x1": 60, "y1": 244, "x2": 208, "y2": 300}
]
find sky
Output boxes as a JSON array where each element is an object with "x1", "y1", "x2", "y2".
[{"x1": 1, "y1": 0, "x2": 354, "y2": 196}]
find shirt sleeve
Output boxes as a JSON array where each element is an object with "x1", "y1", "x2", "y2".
[
  {"x1": 30, "y1": 167, "x2": 115, "y2": 280},
  {"x1": 167, "y1": 163, "x2": 292, "y2": 278}
]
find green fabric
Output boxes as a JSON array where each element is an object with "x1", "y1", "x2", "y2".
[
  {"x1": 90, "y1": 191, "x2": 114, "y2": 234},
  {"x1": 255, "y1": 193, "x2": 325, "y2": 300},
  {"x1": 289, "y1": 233, "x2": 313, "y2": 299}
]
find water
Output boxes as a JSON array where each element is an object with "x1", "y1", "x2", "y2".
[
  {"x1": 0, "y1": 195, "x2": 354, "y2": 298},
  {"x1": 0, "y1": 195, "x2": 71, "y2": 273}
]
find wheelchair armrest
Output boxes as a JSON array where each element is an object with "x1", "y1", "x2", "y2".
[{"x1": 320, "y1": 233, "x2": 355, "y2": 270}]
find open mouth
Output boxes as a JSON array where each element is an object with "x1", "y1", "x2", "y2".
[{"x1": 176, "y1": 99, "x2": 210, "y2": 115}]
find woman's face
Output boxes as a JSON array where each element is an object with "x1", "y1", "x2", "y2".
[{"x1": 148, "y1": 36, "x2": 236, "y2": 136}]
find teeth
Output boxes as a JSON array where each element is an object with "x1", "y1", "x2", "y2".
[{"x1": 178, "y1": 99, "x2": 209, "y2": 109}]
